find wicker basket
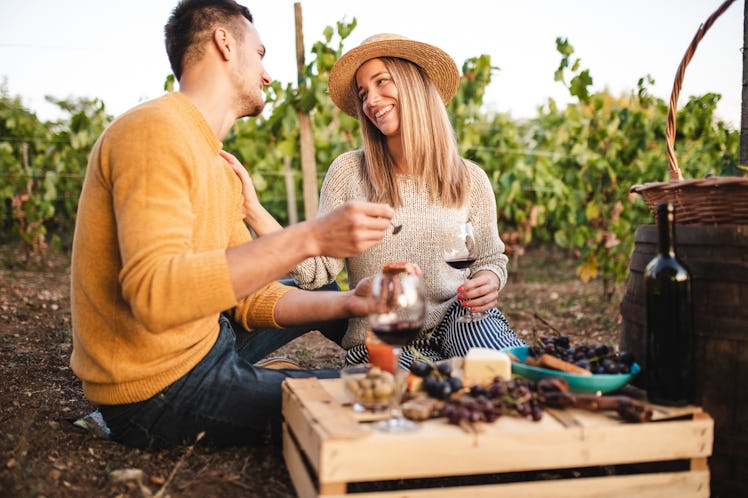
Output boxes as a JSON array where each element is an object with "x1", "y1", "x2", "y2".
[{"x1": 630, "y1": 0, "x2": 748, "y2": 224}]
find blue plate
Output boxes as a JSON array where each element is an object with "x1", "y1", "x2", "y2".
[{"x1": 503, "y1": 346, "x2": 641, "y2": 394}]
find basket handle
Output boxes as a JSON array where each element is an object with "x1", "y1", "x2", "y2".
[{"x1": 666, "y1": 0, "x2": 736, "y2": 180}]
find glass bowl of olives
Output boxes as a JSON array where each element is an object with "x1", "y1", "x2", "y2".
[{"x1": 341, "y1": 364, "x2": 397, "y2": 413}]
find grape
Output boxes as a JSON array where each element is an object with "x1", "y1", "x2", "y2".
[
  {"x1": 436, "y1": 362, "x2": 453, "y2": 377},
  {"x1": 484, "y1": 410, "x2": 500, "y2": 423},
  {"x1": 424, "y1": 377, "x2": 451, "y2": 399},
  {"x1": 476, "y1": 397, "x2": 493, "y2": 411},
  {"x1": 457, "y1": 407, "x2": 470, "y2": 421},
  {"x1": 448, "y1": 376, "x2": 463, "y2": 392},
  {"x1": 575, "y1": 359, "x2": 591, "y2": 370},
  {"x1": 530, "y1": 399, "x2": 543, "y2": 421},
  {"x1": 514, "y1": 385, "x2": 532, "y2": 400},
  {"x1": 515, "y1": 402, "x2": 531, "y2": 417},
  {"x1": 601, "y1": 358, "x2": 619, "y2": 374},
  {"x1": 618, "y1": 351, "x2": 635, "y2": 366},
  {"x1": 594, "y1": 343, "x2": 610, "y2": 357},
  {"x1": 423, "y1": 376, "x2": 440, "y2": 394},
  {"x1": 463, "y1": 398, "x2": 478, "y2": 411},
  {"x1": 410, "y1": 360, "x2": 432, "y2": 377},
  {"x1": 489, "y1": 382, "x2": 506, "y2": 398}
]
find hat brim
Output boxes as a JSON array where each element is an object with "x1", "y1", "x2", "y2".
[{"x1": 328, "y1": 35, "x2": 460, "y2": 117}]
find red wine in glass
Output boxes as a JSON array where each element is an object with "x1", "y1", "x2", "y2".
[
  {"x1": 367, "y1": 271, "x2": 426, "y2": 433},
  {"x1": 370, "y1": 320, "x2": 423, "y2": 346},
  {"x1": 444, "y1": 257, "x2": 476, "y2": 270},
  {"x1": 443, "y1": 222, "x2": 487, "y2": 323}
]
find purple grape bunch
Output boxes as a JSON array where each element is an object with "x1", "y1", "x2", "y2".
[
  {"x1": 439, "y1": 376, "x2": 553, "y2": 427},
  {"x1": 409, "y1": 358, "x2": 463, "y2": 400}
]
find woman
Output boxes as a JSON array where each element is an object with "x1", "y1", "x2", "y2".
[{"x1": 287, "y1": 33, "x2": 524, "y2": 366}]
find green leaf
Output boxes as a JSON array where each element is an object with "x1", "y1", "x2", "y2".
[
  {"x1": 297, "y1": 87, "x2": 317, "y2": 113},
  {"x1": 337, "y1": 18, "x2": 357, "y2": 39},
  {"x1": 277, "y1": 138, "x2": 297, "y2": 158},
  {"x1": 569, "y1": 70, "x2": 593, "y2": 101},
  {"x1": 323, "y1": 25, "x2": 333, "y2": 43},
  {"x1": 585, "y1": 202, "x2": 600, "y2": 220},
  {"x1": 163, "y1": 74, "x2": 175, "y2": 92}
]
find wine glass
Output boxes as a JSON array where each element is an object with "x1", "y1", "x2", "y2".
[
  {"x1": 443, "y1": 221, "x2": 486, "y2": 323},
  {"x1": 367, "y1": 270, "x2": 426, "y2": 433}
]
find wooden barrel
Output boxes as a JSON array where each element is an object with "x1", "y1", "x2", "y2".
[{"x1": 620, "y1": 223, "x2": 748, "y2": 497}]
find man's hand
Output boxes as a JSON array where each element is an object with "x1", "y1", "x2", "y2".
[
  {"x1": 345, "y1": 276, "x2": 374, "y2": 317},
  {"x1": 272, "y1": 277, "x2": 374, "y2": 327},
  {"x1": 308, "y1": 201, "x2": 394, "y2": 258}
]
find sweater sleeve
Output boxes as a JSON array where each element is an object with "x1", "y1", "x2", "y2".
[
  {"x1": 466, "y1": 160, "x2": 509, "y2": 290},
  {"x1": 106, "y1": 111, "x2": 237, "y2": 333},
  {"x1": 287, "y1": 154, "x2": 354, "y2": 289},
  {"x1": 233, "y1": 280, "x2": 292, "y2": 330}
]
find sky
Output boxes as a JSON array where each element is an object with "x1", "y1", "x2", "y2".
[{"x1": 0, "y1": 0, "x2": 742, "y2": 128}]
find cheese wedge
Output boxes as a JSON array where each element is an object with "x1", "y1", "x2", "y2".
[{"x1": 464, "y1": 348, "x2": 512, "y2": 384}]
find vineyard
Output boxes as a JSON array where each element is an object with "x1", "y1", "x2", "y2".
[
  {"x1": 0, "y1": 19, "x2": 740, "y2": 292},
  {"x1": 0, "y1": 14, "x2": 743, "y2": 497}
]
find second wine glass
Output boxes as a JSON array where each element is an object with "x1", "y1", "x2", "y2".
[
  {"x1": 367, "y1": 269, "x2": 426, "y2": 433},
  {"x1": 443, "y1": 221, "x2": 486, "y2": 323}
]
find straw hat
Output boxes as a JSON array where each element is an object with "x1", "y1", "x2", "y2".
[{"x1": 328, "y1": 33, "x2": 460, "y2": 117}]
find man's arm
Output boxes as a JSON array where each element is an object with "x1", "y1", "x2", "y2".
[
  {"x1": 226, "y1": 201, "x2": 393, "y2": 301},
  {"x1": 271, "y1": 276, "x2": 373, "y2": 326}
]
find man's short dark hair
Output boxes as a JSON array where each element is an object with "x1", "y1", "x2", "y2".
[{"x1": 164, "y1": 0, "x2": 253, "y2": 81}]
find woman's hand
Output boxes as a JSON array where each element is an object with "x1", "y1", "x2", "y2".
[
  {"x1": 220, "y1": 150, "x2": 282, "y2": 235},
  {"x1": 220, "y1": 150, "x2": 261, "y2": 218},
  {"x1": 458, "y1": 269, "x2": 501, "y2": 313}
]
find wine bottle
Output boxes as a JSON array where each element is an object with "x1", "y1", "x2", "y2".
[{"x1": 644, "y1": 203, "x2": 694, "y2": 406}]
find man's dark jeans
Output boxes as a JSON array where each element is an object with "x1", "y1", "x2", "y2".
[{"x1": 98, "y1": 282, "x2": 345, "y2": 449}]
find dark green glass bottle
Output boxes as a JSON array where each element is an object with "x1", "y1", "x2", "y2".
[{"x1": 644, "y1": 203, "x2": 694, "y2": 406}]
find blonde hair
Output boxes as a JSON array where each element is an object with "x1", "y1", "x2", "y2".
[{"x1": 355, "y1": 57, "x2": 468, "y2": 208}]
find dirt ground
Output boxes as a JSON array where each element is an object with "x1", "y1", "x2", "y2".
[{"x1": 0, "y1": 247, "x2": 623, "y2": 498}]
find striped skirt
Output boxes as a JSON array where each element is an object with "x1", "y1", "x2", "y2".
[{"x1": 344, "y1": 300, "x2": 525, "y2": 369}]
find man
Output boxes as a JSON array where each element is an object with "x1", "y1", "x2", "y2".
[{"x1": 70, "y1": 0, "x2": 394, "y2": 449}]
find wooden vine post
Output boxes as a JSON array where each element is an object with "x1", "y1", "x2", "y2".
[
  {"x1": 741, "y1": 0, "x2": 748, "y2": 165},
  {"x1": 283, "y1": 156, "x2": 298, "y2": 225},
  {"x1": 294, "y1": 2, "x2": 318, "y2": 221}
]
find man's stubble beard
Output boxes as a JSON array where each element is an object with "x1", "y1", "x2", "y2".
[
  {"x1": 235, "y1": 82, "x2": 265, "y2": 118},
  {"x1": 238, "y1": 100, "x2": 264, "y2": 119}
]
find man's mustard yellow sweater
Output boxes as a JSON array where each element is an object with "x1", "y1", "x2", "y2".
[{"x1": 70, "y1": 93, "x2": 290, "y2": 405}]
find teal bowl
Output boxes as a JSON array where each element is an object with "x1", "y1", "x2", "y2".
[{"x1": 503, "y1": 346, "x2": 641, "y2": 394}]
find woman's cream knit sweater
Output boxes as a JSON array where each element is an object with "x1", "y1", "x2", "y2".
[{"x1": 289, "y1": 151, "x2": 508, "y2": 349}]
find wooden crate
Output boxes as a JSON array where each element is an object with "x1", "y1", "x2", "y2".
[{"x1": 282, "y1": 378, "x2": 713, "y2": 498}]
